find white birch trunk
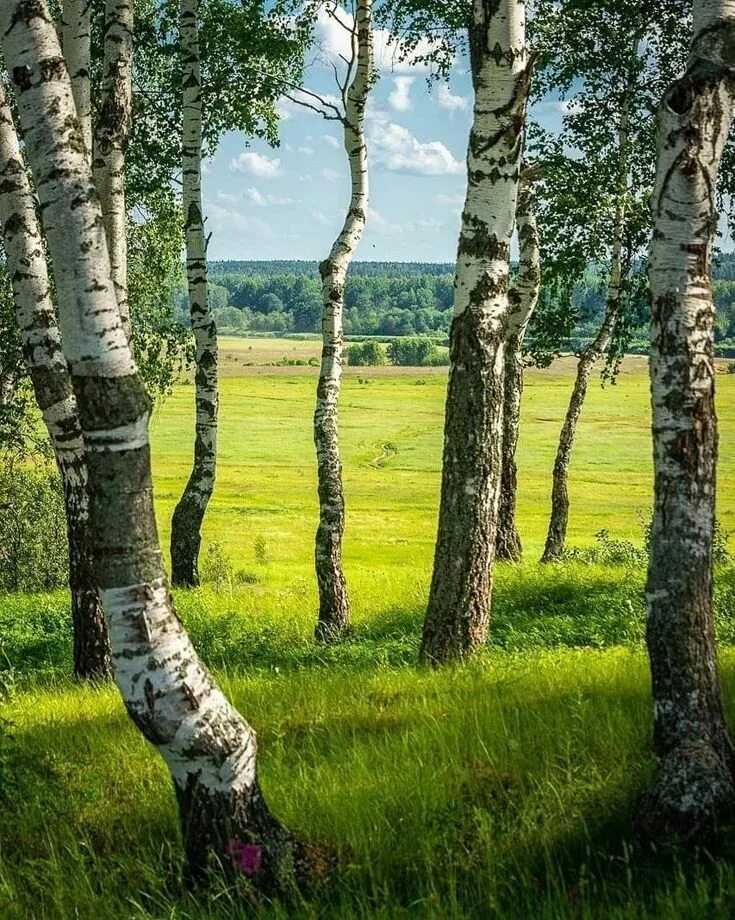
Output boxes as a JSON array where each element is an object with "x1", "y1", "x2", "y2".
[
  {"x1": 1, "y1": 1, "x2": 300, "y2": 885},
  {"x1": 170, "y1": 0, "x2": 218, "y2": 588},
  {"x1": 92, "y1": 0, "x2": 133, "y2": 337},
  {"x1": 0, "y1": 82, "x2": 110, "y2": 680},
  {"x1": 634, "y1": 0, "x2": 735, "y2": 844},
  {"x1": 60, "y1": 0, "x2": 91, "y2": 158},
  {"x1": 313, "y1": 0, "x2": 373, "y2": 641},
  {"x1": 540, "y1": 98, "x2": 631, "y2": 564},
  {"x1": 496, "y1": 169, "x2": 541, "y2": 562},
  {"x1": 420, "y1": 0, "x2": 531, "y2": 664}
]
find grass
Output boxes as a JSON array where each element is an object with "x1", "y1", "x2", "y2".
[{"x1": 2, "y1": 349, "x2": 735, "y2": 917}]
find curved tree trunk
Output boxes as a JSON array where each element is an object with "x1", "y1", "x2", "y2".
[
  {"x1": 313, "y1": 0, "x2": 373, "y2": 642},
  {"x1": 539, "y1": 291, "x2": 622, "y2": 563},
  {"x1": 92, "y1": 0, "x2": 133, "y2": 338},
  {"x1": 61, "y1": 0, "x2": 92, "y2": 158},
  {"x1": 496, "y1": 171, "x2": 541, "y2": 562},
  {"x1": 419, "y1": 0, "x2": 531, "y2": 665},
  {"x1": 0, "y1": 85, "x2": 110, "y2": 681},
  {"x1": 634, "y1": 3, "x2": 735, "y2": 845},
  {"x1": 540, "y1": 98, "x2": 631, "y2": 564},
  {"x1": 170, "y1": 0, "x2": 218, "y2": 588},
  {"x1": 2, "y1": 0, "x2": 302, "y2": 887}
]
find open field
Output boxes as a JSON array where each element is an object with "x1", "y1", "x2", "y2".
[
  {"x1": 154, "y1": 340, "x2": 735, "y2": 585},
  {"x1": 3, "y1": 347, "x2": 735, "y2": 918}
]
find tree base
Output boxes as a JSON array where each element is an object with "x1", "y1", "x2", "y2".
[
  {"x1": 179, "y1": 778, "x2": 330, "y2": 895},
  {"x1": 72, "y1": 587, "x2": 112, "y2": 682},
  {"x1": 633, "y1": 742, "x2": 735, "y2": 848},
  {"x1": 314, "y1": 615, "x2": 349, "y2": 644},
  {"x1": 495, "y1": 528, "x2": 522, "y2": 563}
]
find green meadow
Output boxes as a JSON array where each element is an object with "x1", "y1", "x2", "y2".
[{"x1": 3, "y1": 341, "x2": 735, "y2": 918}]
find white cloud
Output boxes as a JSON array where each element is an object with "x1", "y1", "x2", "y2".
[
  {"x1": 229, "y1": 151, "x2": 282, "y2": 178},
  {"x1": 204, "y1": 200, "x2": 274, "y2": 239},
  {"x1": 324, "y1": 134, "x2": 340, "y2": 148},
  {"x1": 389, "y1": 76, "x2": 415, "y2": 113},
  {"x1": 245, "y1": 187, "x2": 294, "y2": 207},
  {"x1": 298, "y1": 145, "x2": 316, "y2": 156},
  {"x1": 314, "y1": 7, "x2": 438, "y2": 75},
  {"x1": 436, "y1": 84, "x2": 469, "y2": 112},
  {"x1": 217, "y1": 191, "x2": 239, "y2": 205},
  {"x1": 435, "y1": 192, "x2": 465, "y2": 206},
  {"x1": 368, "y1": 112, "x2": 464, "y2": 176},
  {"x1": 312, "y1": 210, "x2": 332, "y2": 226},
  {"x1": 369, "y1": 207, "x2": 403, "y2": 236},
  {"x1": 321, "y1": 167, "x2": 344, "y2": 181}
]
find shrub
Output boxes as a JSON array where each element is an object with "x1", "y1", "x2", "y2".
[
  {"x1": 386, "y1": 338, "x2": 448, "y2": 367},
  {"x1": 0, "y1": 461, "x2": 68, "y2": 593},
  {"x1": 200, "y1": 542, "x2": 233, "y2": 593},
  {"x1": 347, "y1": 341, "x2": 387, "y2": 366}
]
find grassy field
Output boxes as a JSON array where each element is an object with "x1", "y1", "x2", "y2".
[
  {"x1": 153, "y1": 339, "x2": 735, "y2": 585},
  {"x1": 2, "y1": 343, "x2": 735, "y2": 918}
]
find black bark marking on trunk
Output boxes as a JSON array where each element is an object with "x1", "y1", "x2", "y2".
[{"x1": 420, "y1": 307, "x2": 506, "y2": 664}]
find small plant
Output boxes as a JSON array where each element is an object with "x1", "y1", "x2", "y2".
[
  {"x1": 254, "y1": 535, "x2": 270, "y2": 566},
  {"x1": 0, "y1": 459, "x2": 67, "y2": 593},
  {"x1": 200, "y1": 542, "x2": 233, "y2": 593},
  {"x1": 234, "y1": 569, "x2": 259, "y2": 586}
]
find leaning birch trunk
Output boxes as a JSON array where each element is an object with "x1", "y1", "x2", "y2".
[
  {"x1": 419, "y1": 0, "x2": 531, "y2": 665},
  {"x1": 2, "y1": 1, "x2": 302, "y2": 886},
  {"x1": 92, "y1": 0, "x2": 133, "y2": 337},
  {"x1": 540, "y1": 99, "x2": 631, "y2": 564},
  {"x1": 495, "y1": 171, "x2": 541, "y2": 562},
  {"x1": 633, "y1": 0, "x2": 735, "y2": 844},
  {"x1": 170, "y1": 0, "x2": 218, "y2": 588},
  {"x1": 0, "y1": 85, "x2": 110, "y2": 681},
  {"x1": 313, "y1": 0, "x2": 373, "y2": 641},
  {"x1": 60, "y1": 0, "x2": 91, "y2": 158}
]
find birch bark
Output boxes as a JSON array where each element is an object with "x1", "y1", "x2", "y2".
[
  {"x1": 2, "y1": 0, "x2": 300, "y2": 885},
  {"x1": 313, "y1": 0, "x2": 373, "y2": 641},
  {"x1": 170, "y1": 0, "x2": 218, "y2": 588},
  {"x1": 0, "y1": 83, "x2": 110, "y2": 680},
  {"x1": 92, "y1": 0, "x2": 133, "y2": 337},
  {"x1": 634, "y1": 0, "x2": 735, "y2": 843},
  {"x1": 60, "y1": 0, "x2": 91, "y2": 158},
  {"x1": 419, "y1": 0, "x2": 531, "y2": 665},
  {"x1": 496, "y1": 170, "x2": 540, "y2": 562},
  {"x1": 540, "y1": 98, "x2": 631, "y2": 564}
]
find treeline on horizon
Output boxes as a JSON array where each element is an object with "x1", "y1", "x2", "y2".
[{"x1": 169, "y1": 256, "x2": 735, "y2": 353}]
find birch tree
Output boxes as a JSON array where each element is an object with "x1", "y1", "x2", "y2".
[
  {"x1": 528, "y1": 0, "x2": 689, "y2": 564},
  {"x1": 540, "y1": 96, "x2": 631, "y2": 563},
  {"x1": 634, "y1": 0, "x2": 735, "y2": 844},
  {"x1": 169, "y1": 0, "x2": 218, "y2": 588},
  {"x1": 495, "y1": 167, "x2": 540, "y2": 562},
  {"x1": 286, "y1": 0, "x2": 374, "y2": 639},
  {"x1": 92, "y1": 0, "x2": 134, "y2": 337},
  {"x1": 61, "y1": 0, "x2": 92, "y2": 156},
  {"x1": 419, "y1": 0, "x2": 531, "y2": 664},
  {"x1": 0, "y1": 85, "x2": 111, "y2": 680},
  {"x1": 2, "y1": 0, "x2": 303, "y2": 886}
]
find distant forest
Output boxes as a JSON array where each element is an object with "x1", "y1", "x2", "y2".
[{"x1": 170, "y1": 257, "x2": 735, "y2": 348}]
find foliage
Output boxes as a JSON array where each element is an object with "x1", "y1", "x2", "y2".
[
  {"x1": 346, "y1": 341, "x2": 387, "y2": 366},
  {"x1": 526, "y1": 0, "x2": 691, "y2": 369},
  {"x1": 0, "y1": 460, "x2": 67, "y2": 594},
  {"x1": 193, "y1": 259, "x2": 735, "y2": 351},
  {"x1": 387, "y1": 337, "x2": 447, "y2": 366},
  {"x1": 128, "y1": 190, "x2": 192, "y2": 399}
]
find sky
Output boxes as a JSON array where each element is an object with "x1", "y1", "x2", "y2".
[{"x1": 201, "y1": 10, "x2": 562, "y2": 264}]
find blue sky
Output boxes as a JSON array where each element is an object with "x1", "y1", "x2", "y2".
[{"x1": 202, "y1": 10, "x2": 562, "y2": 263}]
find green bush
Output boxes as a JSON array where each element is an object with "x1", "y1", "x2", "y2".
[
  {"x1": 346, "y1": 341, "x2": 387, "y2": 366},
  {"x1": 386, "y1": 338, "x2": 448, "y2": 367},
  {"x1": 0, "y1": 461, "x2": 67, "y2": 593}
]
